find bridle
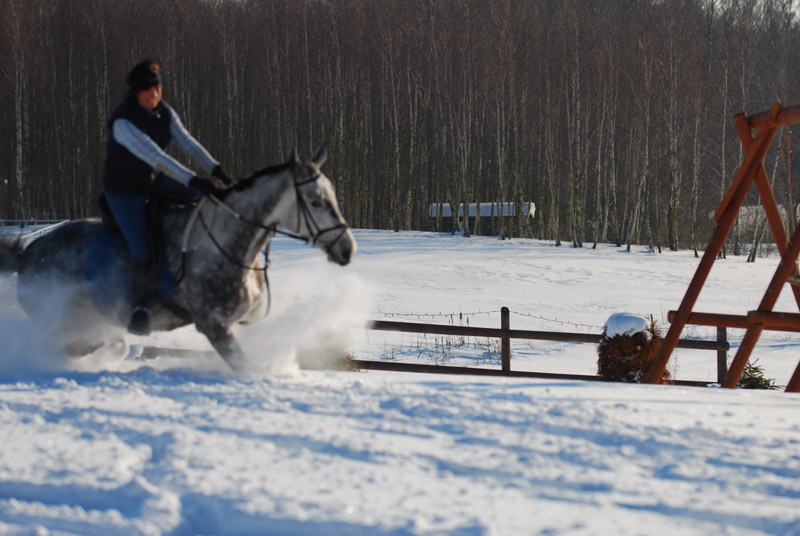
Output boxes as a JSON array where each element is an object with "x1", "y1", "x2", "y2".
[
  {"x1": 175, "y1": 168, "x2": 350, "y2": 311},
  {"x1": 290, "y1": 174, "x2": 350, "y2": 248},
  {"x1": 195, "y1": 172, "x2": 349, "y2": 250}
]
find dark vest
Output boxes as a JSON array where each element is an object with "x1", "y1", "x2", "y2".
[{"x1": 102, "y1": 98, "x2": 173, "y2": 195}]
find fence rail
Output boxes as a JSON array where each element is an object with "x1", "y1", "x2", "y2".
[{"x1": 142, "y1": 307, "x2": 730, "y2": 387}]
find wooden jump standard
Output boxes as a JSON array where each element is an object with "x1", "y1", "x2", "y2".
[{"x1": 645, "y1": 103, "x2": 800, "y2": 392}]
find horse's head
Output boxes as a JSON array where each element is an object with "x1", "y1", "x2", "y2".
[{"x1": 289, "y1": 146, "x2": 356, "y2": 266}]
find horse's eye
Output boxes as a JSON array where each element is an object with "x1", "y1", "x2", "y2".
[{"x1": 311, "y1": 200, "x2": 324, "y2": 208}]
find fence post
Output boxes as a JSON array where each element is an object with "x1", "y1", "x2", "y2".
[
  {"x1": 717, "y1": 327, "x2": 728, "y2": 384},
  {"x1": 501, "y1": 307, "x2": 510, "y2": 374}
]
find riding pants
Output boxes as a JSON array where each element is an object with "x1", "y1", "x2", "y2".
[{"x1": 105, "y1": 174, "x2": 200, "y2": 263}]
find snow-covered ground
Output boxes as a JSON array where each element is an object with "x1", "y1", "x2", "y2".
[{"x1": 1, "y1": 229, "x2": 799, "y2": 535}]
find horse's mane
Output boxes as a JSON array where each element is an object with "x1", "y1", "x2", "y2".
[{"x1": 225, "y1": 160, "x2": 293, "y2": 196}]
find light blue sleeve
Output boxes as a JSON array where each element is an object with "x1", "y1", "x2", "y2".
[
  {"x1": 112, "y1": 119, "x2": 195, "y2": 184},
  {"x1": 167, "y1": 106, "x2": 219, "y2": 175}
]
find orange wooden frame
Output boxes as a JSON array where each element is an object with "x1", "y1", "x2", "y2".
[{"x1": 644, "y1": 103, "x2": 800, "y2": 392}]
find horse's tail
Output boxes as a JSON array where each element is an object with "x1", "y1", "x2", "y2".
[{"x1": 0, "y1": 238, "x2": 24, "y2": 274}]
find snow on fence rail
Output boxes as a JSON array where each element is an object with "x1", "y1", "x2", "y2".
[
  {"x1": 18, "y1": 221, "x2": 69, "y2": 246},
  {"x1": 1, "y1": 219, "x2": 69, "y2": 246},
  {"x1": 143, "y1": 308, "x2": 730, "y2": 386}
]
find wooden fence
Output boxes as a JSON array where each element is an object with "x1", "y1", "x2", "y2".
[{"x1": 353, "y1": 307, "x2": 728, "y2": 387}]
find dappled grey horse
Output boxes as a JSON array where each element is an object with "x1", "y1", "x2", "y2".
[{"x1": 0, "y1": 147, "x2": 356, "y2": 370}]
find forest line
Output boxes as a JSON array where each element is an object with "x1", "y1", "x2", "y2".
[{"x1": 3, "y1": 0, "x2": 800, "y2": 254}]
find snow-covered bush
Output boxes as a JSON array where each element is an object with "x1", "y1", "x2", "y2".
[{"x1": 597, "y1": 313, "x2": 673, "y2": 384}]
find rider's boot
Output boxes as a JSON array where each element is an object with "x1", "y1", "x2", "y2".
[
  {"x1": 127, "y1": 258, "x2": 154, "y2": 336},
  {"x1": 129, "y1": 304, "x2": 151, "y2": 336}
]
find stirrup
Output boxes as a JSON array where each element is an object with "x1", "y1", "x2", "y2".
[{"x1": 128, "y1": 306, "x2": 151, "y2": 336}]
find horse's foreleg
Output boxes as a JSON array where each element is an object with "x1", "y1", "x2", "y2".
[{"x1": 196, "y1": 322, "x2": 246, "y2": 371}]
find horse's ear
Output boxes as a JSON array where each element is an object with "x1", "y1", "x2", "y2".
[
  {"x1": 311, "y1": 145, "x2": 328, "y2": 167},
  {"x1": 290, "y1": 147, "x2": 301, "y2": 167}
]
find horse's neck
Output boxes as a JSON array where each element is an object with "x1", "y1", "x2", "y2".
[
  {"x1": 228, "y1": 169, "x2": 296, "y2": 228},
  {"x1": 209, "y1": 170, "x2": 296, "y2": 263}
]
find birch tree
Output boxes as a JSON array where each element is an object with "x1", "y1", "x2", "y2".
[{"x1": 4, "y1": 0, "x2": 32, "y2": 222}]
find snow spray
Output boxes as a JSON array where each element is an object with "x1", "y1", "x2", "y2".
[
  {"x1": 0, "y1": 275, "x2": 129, "y2": 374},
  {"x1": 0, "y1": 274, "x2": 66, "y2": 373},
  {"x1": 235, "y1": 257, "x2": 374, "y2": 375}
]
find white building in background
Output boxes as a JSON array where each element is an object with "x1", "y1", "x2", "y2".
[{"x1": 428, "y1": 202, "x2": 535, "y2": 234}]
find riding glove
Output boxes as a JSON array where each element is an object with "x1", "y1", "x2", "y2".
[
  {"x1": 189, "y1": 176, "x2": 223, "y2": 196},
  {"x1": 212, "y1": 165, "x2": 235, "y2": 186}
]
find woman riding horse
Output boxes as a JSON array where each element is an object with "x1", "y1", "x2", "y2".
[
  {"x1": 1, "y1": 145, "x2": 355, "y2": 368},
  {"x1": 103, "y1": 59, "x2": 233, "y2": 336}
]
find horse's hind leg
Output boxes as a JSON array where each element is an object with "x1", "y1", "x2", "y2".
[{"x1": 196, "y1": 322, "x2": 247, "y2": 371}]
